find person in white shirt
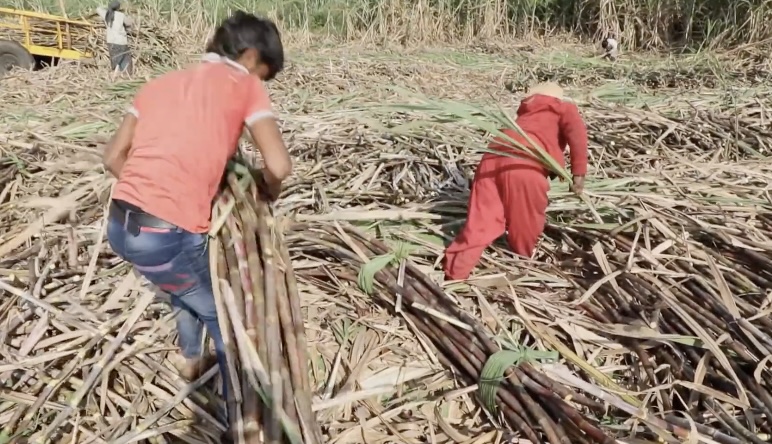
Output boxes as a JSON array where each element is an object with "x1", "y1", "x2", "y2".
[
  {"x1": 96, "y1": 1, "x2": 134, "y2": 74},
  {"x1": 601, "y1": 37, "x2": 618, "y2": 61}
]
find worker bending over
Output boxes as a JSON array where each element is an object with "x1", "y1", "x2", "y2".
[
  {"x1": 443, "y1": 82, "x2": 589, "y2": 281},
  {"x1": 601, "y1": 36, "x2": 619, "y2": 61},
  {"x1": 101, "y1": 11, "x2": 291, "y2": 432}
]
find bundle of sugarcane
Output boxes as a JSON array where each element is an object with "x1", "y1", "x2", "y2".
[
  {"x1": 0, "y1": 18, "x2": 96, "y2": 53},
  {"x1": 290, "y1": 222, "x2": 620, "y2": 444},
  {"x1": 208, "y1": 164, "x2": 323, "y2": 444}
]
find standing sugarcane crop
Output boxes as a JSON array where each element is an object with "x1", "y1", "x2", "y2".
[
  {"x1": 444, "y1": 82, "x2": 589, "y2": 280},
  {"x1": 100, "y1": 11, "x2": 292, "y2": 438}
]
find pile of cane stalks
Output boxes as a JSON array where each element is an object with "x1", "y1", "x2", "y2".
[
  {"x1": 0, "y1": 13, "x2": 97, "y2": 52},
  {"x1": 2, "y1": 51, "x2": 772, "y2": 443},
  {"x1": 290, "y1": 223, "x2": 617, "y2": 444},
  {"x1": 288, "y1": 215, "x2": 772, "y2": 444},
  {"x1": 210, "y1": 167, "x2": 323, "y2": 444}
]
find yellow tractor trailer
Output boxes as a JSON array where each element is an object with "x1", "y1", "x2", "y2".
[{"x1": 0, "y1": 7, "x2": 96, "y2": 76}]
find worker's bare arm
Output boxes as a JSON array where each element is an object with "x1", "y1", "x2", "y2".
[
  {"x1": 240, "y1": 76, "x2": 291, "y2": 200},
  {"x1": 102, "y1": 114, "x2": 136, "y2": 178},
  {"x1": 246, "y1": 117, "x2": 292, "y2": 200},
  {"x1": 559, "y1": 103, "x2": 589, "y2": 194}
]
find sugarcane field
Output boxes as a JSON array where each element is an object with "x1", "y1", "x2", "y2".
[{"x1": 1, "y1": 0, "x2": 772, "y2": 442}]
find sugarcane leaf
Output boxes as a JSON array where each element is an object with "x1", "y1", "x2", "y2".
[
  {"x1": 479, "y1": 347, "x2": 559, "y2": 415},
  {"x1": 358, "y1": 253, "x2": 397, "y2": 294},
  {"x1": 570, "y1": 223, "x2": 629, "y2": 231},
  {"x1": 331, "y1": 320, "x2": 347, "y2": 345},
  {"x1": 226, "y1": 158, "x2": 251, "y2": 177},
  {"x1": 444, "y1": 282, "x2": 469, "y2": 292},
  {"x1": 415, "y1": 233, "x2": 446, "y2": 247},
  {"x1": 351, "y1": 220, "x2": 379, "y2": 233},
  {"x1": 379, "y1": 89, "x2": 572, "y2": 181},
  {"x1": 479, "y1": 350, "x2": 524, "y2": 414},
  {"x1": 392, "y1": 241, "x2": 419, "y2": 261},
  {"x1": 357, "y1": 241, "x2": 416, "y2": 294},
  {"x1": 332, "y1": 318, "x2": 364, "y2": 347}
]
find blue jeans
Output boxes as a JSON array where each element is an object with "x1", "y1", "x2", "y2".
[{"x1": 106, "y1": 207, "x2": 228, "y2": 403}]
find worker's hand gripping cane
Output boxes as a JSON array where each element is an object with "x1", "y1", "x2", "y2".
[{"x1": 250, "y1": 168, "x2": 282, "y2": 202}]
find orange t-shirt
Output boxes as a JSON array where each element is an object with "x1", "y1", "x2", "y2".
[{"x1": 112, "y1": 53, "x2": 274, "y2": 233}]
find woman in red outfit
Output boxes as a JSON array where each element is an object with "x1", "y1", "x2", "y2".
[{"x1": 443, "y1": 82, "x2": 588, "y2": 280}]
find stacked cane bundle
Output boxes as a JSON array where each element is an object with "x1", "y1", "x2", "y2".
[
  {"x1": 290, "y1": 224, "x2": 621, "y2": 443},
  {"x1": 0, "y1": 14, "x2": 96, "y2": 52},
  {"x1": 208, "y1": 165, "x2": 323, "y2": 444}
]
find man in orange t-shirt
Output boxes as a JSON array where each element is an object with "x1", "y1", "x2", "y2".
[{"x1": 101, "y1": 11, "x2": 291, "y2": 425}]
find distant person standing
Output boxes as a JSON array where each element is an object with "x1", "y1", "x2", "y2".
[{"x1": 96, "y1": 1, "x2": 134, "y2": 74}]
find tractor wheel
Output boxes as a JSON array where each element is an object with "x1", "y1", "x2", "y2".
[{"x1": 0, "y1": 40, "x2": 34, "y2": 77}]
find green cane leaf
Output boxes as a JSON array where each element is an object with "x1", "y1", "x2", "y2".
[
  {"x1": 393, "y1": 241, "x2": 418, "y2": 261},
  {"x1": 357, "y1": 253, "x2": 397, "y2": 295},
  {"x1": 479, "y1": 347, "x2": 559, "y2": 415},
  {"x1": 479, "y1": 350, "x2": 527, "y2": 415}
]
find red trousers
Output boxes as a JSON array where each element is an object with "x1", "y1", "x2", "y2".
[{"x1": 443, "y1": 153, "x2": 549, "y2": 280}]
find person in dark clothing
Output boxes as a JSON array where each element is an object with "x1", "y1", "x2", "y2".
[
  {"x1": 96, "y1": 1, "x2": 134, "y2": 74},
  {"x1": 601, "y1": 36, "x2": 619, "y2": 61}
]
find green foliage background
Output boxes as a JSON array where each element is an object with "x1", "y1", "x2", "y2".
[{"x1": 8, "y1": 0, "x2": 772, "y2": 49}]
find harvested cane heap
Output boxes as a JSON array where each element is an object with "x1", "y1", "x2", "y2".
[
  {"x1": 210, "y1": 167, "x2": 323, "y2": 444},
  {"x1": 2, "y1": 53, "x2": 772, "y2": 444}
]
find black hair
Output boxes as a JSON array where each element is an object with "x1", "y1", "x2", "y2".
[
  {"x1": 601, "y1": 37, "x2": 609, "y2": 48},
  {"x1": 105, "y1": 0, "x2": 121, "y2": 27},
  {"x1": 206, "y1": 11, "x2": 284, "y2": 81}
]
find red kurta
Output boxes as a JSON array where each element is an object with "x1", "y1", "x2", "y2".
[{"x1": 443, "y1": 94, "x2": 589, "y2": 280}]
